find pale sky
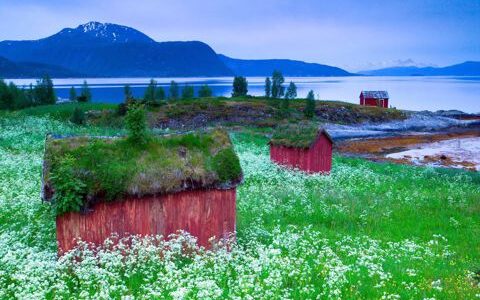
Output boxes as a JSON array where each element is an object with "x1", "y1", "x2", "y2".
[{"x1": 0, "y1": 0, "x2": 479, "y2": 71}]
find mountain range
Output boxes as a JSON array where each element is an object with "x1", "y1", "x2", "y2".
[
  {"x1": 359, "y1": 61, "x2": 480, "y2": 76},
  {"x1": 218, "y1": 54, "x2": 352, "y2": 77},
  {"x1": 0, "y1": 22, "x2": 354, "y2": 78}
]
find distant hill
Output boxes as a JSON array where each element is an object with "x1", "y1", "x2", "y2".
[
  {"x1": 0, "y1": 22, "x2": 233, "y2": 77},
  {"x1": 0, "y1": 56, "x2": 79, "y2": 78},
  {"x1": 219, "y1": 54, "x2": 354, "y2": 76},
  {"x1": 0, "y1": 21, "x2": 356, "y2": 78},
  {"x1": 360, "y1": 61, "x2": 480, "y2": 76}
]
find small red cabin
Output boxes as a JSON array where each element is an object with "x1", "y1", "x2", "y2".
[
  {"x1": 360, "y1": 91, "x2": 389, "y2": 108},
  {"x1": 42, "y1": 130, "x2": 242, "y2": 255},
  {"x1": 270, "y1": 123, "x2": 333, "y2": 173}
]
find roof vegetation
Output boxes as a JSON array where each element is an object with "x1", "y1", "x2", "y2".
[
  {"x1": 43, "y1": 129, "x2": 242, "y2": 215},
  {"x1": 270, "y1": 122, "x2": 327, "y2": 148}
]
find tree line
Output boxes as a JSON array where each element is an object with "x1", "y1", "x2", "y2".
[
  {"x1": 135, "y1": 79, "x2": 214, "y2": 105},
  {"x1": 232, "y1": 70, "x2": 316, "y2": 118},
  {"x1": 0, "y1": 76, "x2": 94, "y2": 110},
  {"x1": 2, "y1": 73, "x2": 316, "y2": 119}
]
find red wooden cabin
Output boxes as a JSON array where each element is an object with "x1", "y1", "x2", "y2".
[
  {"x1": 270, "y1": 125, "x2": 333, "y2": 173},
  {"x1": 360, "y1": 91, "x2": 389, "y2": 108},
  {"x1": 42, "y1": 130, "x2": 242, "y2": 255}
]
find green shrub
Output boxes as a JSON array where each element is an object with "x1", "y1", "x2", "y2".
[
  {"x1": 213, "y1": 148, "x2": 242, "y2": 183},
  {"x1": 50, "y1": 154, "x2": 86, "y2": 215},
  {"x1": 117, "y1": 103, "x2": 128, "y2": 116},
  {"x1": 70, "y1": 107, "x2": 86, "y2": 125},
  {"x1": 198, "y1": 84, "x2": 213, "y2": 98},
  {"x1": 125, "y1": 103, "x2": 149, "y2": 145}
]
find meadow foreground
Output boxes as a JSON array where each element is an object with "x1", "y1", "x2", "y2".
[{"x1": 0, "y1": 113, "x2": 479, "y2": 299}]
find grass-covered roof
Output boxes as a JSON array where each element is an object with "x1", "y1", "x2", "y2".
[
  {"x1": 43, "y1": 129, "x2": 242, "y2": 215},
  {"x1": 270, "y1": 122, "x2": 332, "y2": 148}
]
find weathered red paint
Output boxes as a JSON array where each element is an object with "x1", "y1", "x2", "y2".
[
  {"x1": 270, "y1": 132, "x2": 332, "y2": 173},
  {"x1": 56, "y1": 189, "x2": 236, "y2": 254},
  {"x1": 360, "y1": 93, "x2": 389, "y2": 108}
]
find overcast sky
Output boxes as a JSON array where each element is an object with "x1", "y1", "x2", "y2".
[{"x1": 0, "y1": 0, "x2": 478, "y2": 71}]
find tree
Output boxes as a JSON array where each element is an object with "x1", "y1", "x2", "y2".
[
  {"x1": 0, "y1": 80, "x2": 15, "y2": 110},
  {"x1": 198, "y1": 84, "x2": 213, "y2": 98},
  {"x1": 285, "y1": 81, "x2": 297, "y2": 99},
  {"x1": 232, "y1": 76, "x2": 248, "y2": 97},
  {"x1": 271, "y1": 71, "x2": 285, "y2": 99},
  {"x1": 125, "y1": 103, "x2": 149, "y2": 145},
  {"x1": 144, "y1": 79, "x2": 157, "y2": 103},
  {"x1": 79, "y1": 80, "x2": 91, "y2": 102},
  {"x1": 304, "y1": 90, "x2": 316, "y2": 119},
  {"x1": 169, "y1": 80, "x2": 179, "y2": 100},
  {"x1": 181, "y1": 84, "x2": 194, "y2": 99},
  {"x1": 155, "y1": 86, "x2": 165, "y2": 101},
  {"x1": 69, "y1": 86, "x2": 77, "y2": 102},
  {"x1": 34, "y1": 75, "x2": 56, "y2": 105},
  {"x1": 70, "y1": 107, "x2": 86, "y2": 125},
  {"x1": 124, "y1": 85, "x2": 133, "y2": 102},
  {"x1": 265, "y1": 77, "x2": 271, "y2": 98}
]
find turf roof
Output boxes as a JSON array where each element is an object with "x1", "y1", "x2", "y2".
[
  {"x1": 270, "y1": 122, "x2": 332, "y2": 148},
  {"x1": 42, "y1": 129, "x2": 242, "y2": 213}
]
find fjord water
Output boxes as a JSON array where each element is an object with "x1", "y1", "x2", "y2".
[{"x1": 8, "y1": 76, "x2": 480, "y2": 113}]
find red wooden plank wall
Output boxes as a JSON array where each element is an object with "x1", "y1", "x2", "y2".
[
  {"x1": 361, "y1": 98, "x2": 389, "y2": 108},
  {"x1": 56, "y1": 189, "x2": 236, "y2": 254},
  {"x1": 270, "y1": 134, "x2": 332, "y2": 173}
]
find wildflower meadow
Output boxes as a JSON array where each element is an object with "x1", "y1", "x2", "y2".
[{"x1": 0, "y1": 114, "x2": 479, "y2": 299}]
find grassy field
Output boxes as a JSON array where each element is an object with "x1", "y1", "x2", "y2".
[
  {"x1": 9, "y1": 98, "x2": 406, "y2": 130},
  {"x1": 0, "y1": 111, "x2": 479, "y2": 299}
]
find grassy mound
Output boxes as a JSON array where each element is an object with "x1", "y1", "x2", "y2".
[
  {"x1": 43, "y1": 129, "x2": 242, "y2": 215},
  {"x1": 270, "y1": 122, "x2": 326, "y2": 148}
]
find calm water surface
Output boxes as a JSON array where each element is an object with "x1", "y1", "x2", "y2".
[{"x1": 7, "y1": 76, "x2": 480, "y2": 113}]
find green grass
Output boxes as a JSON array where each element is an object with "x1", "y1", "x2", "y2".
[
  {"x1": 16, "y1": 102, "x2": 117, "y2": 120},
  {"x1": 270, "y1": 121, "x2": 319, "y2": 148},
  {"x1": 44, "y1": 129, "x2": 241, "y2": 215},
  {"x1": 0, "y1": 113, "x2": 478, "y2": 299}
]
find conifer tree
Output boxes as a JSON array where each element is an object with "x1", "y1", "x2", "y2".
[
  {"x1": 285, "y1": 81, "x2": 297, "y2": 99},
  {"x1": 271, "y1": 71, "x2": 285, "y2": 98},
  {"x1": 79, "y1": 80, "x2": 91, "y2": 102},
  {"x1": 69, "y1": 86, "x2": 77, "y2": 102},
  {"x1": 169, "y1": 80, "x2": 179, "y2": 100},
  {"x1": 198, "y1": 84, "x2": 213, "y2": 98},
  {"x1": 304, "y1": 90, "x2": 316, "y2": 119},
  {"x1": 232, "y1": 76, "x2": 248, "y2": 97},
  {"x1": 265, "y1": 77, "x2": 271, "y2": 98}
]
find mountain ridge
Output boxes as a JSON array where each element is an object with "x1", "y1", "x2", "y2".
[
  {"x1": 0, "y1": 22, "x2": 232, "y2": 77},
  {"x1": 218, "y1": 54, "x2": 354, "y2": 77},
  {"x1": 360, "y1": 61, "x2": 480, "y2": 76},
  {"x1": 0, "y1": 21, "x2": 353, "y2": 78}
]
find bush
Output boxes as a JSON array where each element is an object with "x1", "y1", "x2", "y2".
[
  {"x1": 50, "y1": 154, "x2": 86, "y2": 215},
  {"x1": 117, "y1": 103, "x2": 128, "y2": 116},
  {"x1": 213, "y1": 148, "x2": 242, "y2": 183},
  {"x1": 198, "y1": 84, "x2": 213, "y2": 98},
  {"x1": 70, "y1": 107, "x2": 86, "y2": 125},
  {"x1": 182, "y1": 85, "x2": 195, "y2": 99},
  {"x1": 125, "y1": 103, "x2": 149, "y2": 145}
]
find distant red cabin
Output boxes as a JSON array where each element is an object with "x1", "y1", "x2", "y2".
[
  {"x1": 270, "y1": 129, "x2": 333, "y2": 173},
  {"x1": 360, "y1": 91, "x2": 389, "y2": 108}
]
